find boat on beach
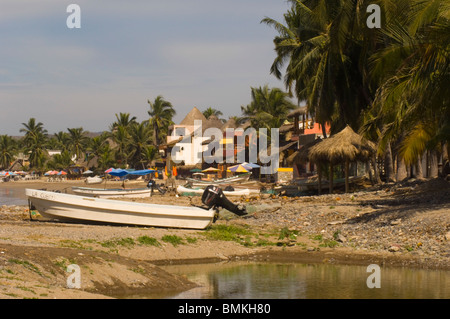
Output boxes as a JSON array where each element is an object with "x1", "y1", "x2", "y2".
[
  {"x1": 25, "y1": 188, "x2": 216, "y2": 229},
  {"x1": 85, "y1": 176, "x2": 103, "y2": 184},
  {"x1": 186, "y1": 172, "x2": 251, "y2": 187},
  {"x1": 71, "y1": 186, "x2": 151, "y2": 199},
  {"x1": 177, "y1": 185, "x2": 254, "y2": 197}
]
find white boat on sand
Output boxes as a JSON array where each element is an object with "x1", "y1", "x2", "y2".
[
  {"x1": 85, "y1": 176, "x2": 103, "y2": 184},
  {"x1": 72, "y1": 186, "x2": 151, "y2": 199},
  {"x1": 177, "y1": 185, "x2": 253, "y2": 197},
  {"x1": 186, "y1": 173, "x2": 251, "y2": 187},
  {"x1": 26, "y1": 188, "x2": 215, "y2": 229}
]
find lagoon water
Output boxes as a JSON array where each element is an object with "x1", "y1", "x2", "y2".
[
  {"x1": 0, "y1": 187, "x2": 28, "y2": 206},
  {"x1": 157, "y1": 262, "x2": 449, "y2": 299}
]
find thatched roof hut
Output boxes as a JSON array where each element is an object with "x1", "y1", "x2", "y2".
[
  {"x1": 179, "y1": 107, "x2": 207, "y2": 126},
  {"x1": 309, "y1": 125, "x2": 375, "y2": 164},
  {"x1": 309, "y1": 125, "x2": 375, "y2": 193}
]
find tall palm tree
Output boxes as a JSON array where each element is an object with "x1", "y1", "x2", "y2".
[
  {"x1": 67, "y1": 128, "x2": 89, "y2": 162},
  {"x1": 110, "y1": 125, "x2": 130, "y2": 167},
  {"x1": 110, "y1": 112, "x2": 137, "y2": 131},
  {"x1": 365, "y1": 0, "x2": 450, "y2": 177},
  {"x1": 262, "y1": 0, "x2": 377, "y2": 133},
  {"x1": 147, "y1": 96, "x2": 176, "y2": 147},
  {"x1": 20, "y1": 118, "x2": 48, "y2": 170},
  {"x1": 127, "y1": 122, "x2": 152, "y2": 168},
  {"x1": 0, "y1": 135, "x2": 17, "y2": 169}
]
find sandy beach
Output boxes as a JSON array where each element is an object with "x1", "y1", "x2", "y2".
[{"x1": 0, "y1": 177, "x2": 449, "y2": 299}]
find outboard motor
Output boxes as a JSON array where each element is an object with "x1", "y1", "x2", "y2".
[
  {"x1": 147, "y1": 179, "x2": 156, "y2": 195},
  {"x1": 201, "y1": 185, "x2": 247, "y2": 216},
  {"x1": 147, "y1": 179, "x2": 166, "y2": 195}
]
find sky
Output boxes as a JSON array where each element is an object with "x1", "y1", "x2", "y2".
[{"x1": 0, "y1": 0, "x2": 294, "y2": 136}]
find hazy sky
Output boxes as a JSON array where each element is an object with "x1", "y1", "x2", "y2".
[{"x1": 0, "y1": 0, "x2": 293, "y2": 136}]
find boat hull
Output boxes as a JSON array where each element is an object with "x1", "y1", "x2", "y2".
[
  {"x1": 177, "y1": 185, "x2": 253, "y2": 197},
  {"x1": 85, "y1": 177, "x2": 103, "y2": 184},
  {"x1": 186, "y1": 173, "x2": 251, "y2": 187},
  {"x1": 26, "y1": 189, "x2": 215, "y2": 229},
  {"x1": 72, "y1": 186, "x2": 151, "y2": 199}
]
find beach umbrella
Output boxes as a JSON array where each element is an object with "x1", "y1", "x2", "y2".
[
  {"x1": 190, "y1": 168, "x2": 203, "y2": 173},
  {"x1": 242, "y1": 162, "x2": 260, "y2": 169},
  {"x1": 228, "y1": 164, "x2": 249, "y2": 173},
  {"x1": 107, "y1": 168, "x2": 129, "y2": 177},
  {"x1": 104, "y1": 168, "x2": 114, "y2": 174},
  {"x1": 83, "y1": 170, "x2": 94, "y2": 175},
  {"x1": 127, "y1": 169, "x2": 155, "y2": 176},
  {"x1": 58, "y1": 171, "x2": 67, "y2": 175}
]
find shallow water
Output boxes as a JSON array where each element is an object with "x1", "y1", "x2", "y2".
[
  {"x1": 0, "y1": 187, "x2": 28, "y2": 206},
  {"x1": 154, "y1": 262, "x2": 449, "y2": 299}
]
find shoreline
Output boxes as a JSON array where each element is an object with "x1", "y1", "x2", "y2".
[{"x1": 0, "y1": 178, "x2": 449, "y2": 298}]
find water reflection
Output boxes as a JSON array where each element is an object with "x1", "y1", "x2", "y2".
[{"x1": 161, "y1": 262, "x2": 450, "y2": 299}]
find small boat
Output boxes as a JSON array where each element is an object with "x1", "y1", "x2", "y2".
[
  {"x1": 177, "y1": 185, "x2": 252, "y2": 197},
  {"x1": 186, "y1": 172, "x2": 251, "y2": 187},
  {"x1": 72, "y1": 186, "x2": 151, "y2": 199},
  {"x1": 85, "y1": 176, "x2": 103, "y2": 184},
  {"x1": 25, "y1": 188, "x2": 215, "y2": 229}
]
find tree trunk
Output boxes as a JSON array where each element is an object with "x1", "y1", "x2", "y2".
[
  {"x1": 396, "y1": 157, "x2": 408, "y2": 181},
  {"x1": 429, "y1": 150, "x2": 439, "y2": 178},
  {"x1": 318, "y1": 164, "x2": 322, "y2": 195},
  {"x1": 372, "y1": 155, "x2": 381, "y2": 184},
  {"x1": 321, "y1": 122, "x2": 328, "y2": 139},
  {"x1": 329, "y1": 163, "x2": 334, "y2": 194},
  {"x1": 442, "y1": 143, "x2": 450, "y2": 177},
  {"x1": 415, "y1": 154, "x2": 424, "y2": 180},
  {"x1": 384, "y1": 143, "x2": 395, "y2": 182},
  {"x1": 345, "y1": 159, "x2": 349, "y2": 193}
]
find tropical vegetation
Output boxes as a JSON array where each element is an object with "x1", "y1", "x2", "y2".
[
  {"x1": 1, "y1": 1, "x2": 448, "y2": 182},
  {"x1": 263, "y1": 0, "x2": 449, "y2": 181}
]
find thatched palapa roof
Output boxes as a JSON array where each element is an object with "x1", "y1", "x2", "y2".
[
  {"x1": 309, "y1": 125, "x2": 375, "y2": 164},
  {"x1": 287, "y1": 138, "x2": 322, "y2": 165},
  {"x1": 179, "y1": 107, "x2": 207, "y2": 126}
]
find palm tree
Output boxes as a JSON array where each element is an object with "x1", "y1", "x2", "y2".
[
  {"x1": 46, "y1": 149, "x2": 73, "y2": 170},
  {"x1": 0, "y1": 135, "x2": 17, "y2": 169},
  {"x1": 141, "y1": 145, "x2": 159, "y2": 169},
  {"x1": 20, "y1": 118, "x2": 48, "y2": 170},
  {"x1": 262, "y1": 0, "x2": 377, "y2": 133},
  {"x1": 241, "y1": 85, "x2": 296, "y2": 130},
  {"x1": 86, "y1": 133, "x2": 110, "y2": 166},
  {"x1": 110, "y1": 125, "x2": 130, "y2": 167},
  {"x1": 67, "y1": 128, "x2": 89, "y2": 162},
  {"x1": 110, "y1": 112, "x2": 137, "y2": 131},
  {"x1": 202, "y1": 107, "x2": 223, "y2": 120},
  {"x1": 147, "y1": 96, "x2": 176, "y2": 147},
  {"x1": 127, "y1": 122, "x2": 152, "y2": 168},
  {"x1": 97, "y1": 144, "x2": 115, "y2": 172},
  {"x1": 364, "y1": 0, "x2": 450, "y2": 178}
]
